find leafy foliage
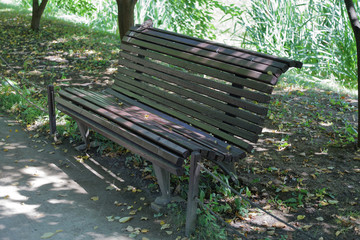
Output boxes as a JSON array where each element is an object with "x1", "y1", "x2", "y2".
[
  {"x1": 17, "y1": 0, "x2": 96, "y2": 18},
  {"x1": 237, "y1": 0, "x2": 360, "y2": 88}
]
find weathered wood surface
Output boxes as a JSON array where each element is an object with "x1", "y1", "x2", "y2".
[
  {"x1": 55, "y1": 25, "x2": 302, "y2": 237},
  {"x1": 56, "y1": 26, "x2": 302, "y2": 173},
  {"x1": 56, "y1": 103, "x2": 184, "y2": 175}
]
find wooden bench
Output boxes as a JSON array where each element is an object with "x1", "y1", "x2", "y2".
[{"x1": 55, "y1": 25, "x2": 302, "y2": 235}]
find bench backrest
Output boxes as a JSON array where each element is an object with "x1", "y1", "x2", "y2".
[{"x1": 112, "y1": 26, "x2": 302, "y2": 153}]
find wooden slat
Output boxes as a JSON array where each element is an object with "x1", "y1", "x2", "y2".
[
  {"x1": 121, "y1": 44, "x2": 273, "y2": 96},
  {"x1": 82, "y1": 89, "x2": 244, "y2": 161},
  {"x1": 149, "y1": 30, "x2": 289, "y2": 72},
  {"x1": 110, "y1": 80, "x2": 253, "y2": 152},
  {"x1": 138, "y1": 26, "x2": 303, "y2": 69},
  {"x1": 112, "y1": 75, "x2": 259, "y2": 143},
  {"x1": 122, "y1": 35, "x2": 278, "y2": 84},
  {"x1": 113, "y1": 69, "x2": 262, "y2": 140},
  {"x1": 120, "y1": 48, "x2": 272, "y2": 104},
  {"x1": 117, "y1": 68, "x2": 263, "y2": 134},
  {"x1": 117, "y1": 59, "x2": 266, "y2": 124},
  {"x1": 58, "y1": 90, "x2": 187, "y2": 165},
  {"x1": 129, "y1": 27, "x2": 289, "y2": 72},
  {"x1": 69, "y1": 88, "x2": 215, "y2": 158},
  {"x1": 121, "y1": 44, "x2": 274, "y2": 94},
  {"x1": 105, "y1": 88, "x2": 247, "y2": 160},
  {"x1": 56, "y1": 103, "x2": 184, "y2": 176},
  {"x1": 128, "y1": 28, "x2": 283, "y2": 76},
  {"x1": 120, "y1": 51, "x2": 271, "y2": 109},
  {"x1": 76, "y1": 90, "x2": 246, "y2": 160}
]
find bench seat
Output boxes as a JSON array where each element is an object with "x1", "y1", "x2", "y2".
[{"x1": 57, "y1": 87, "x2": 247, "y2": 176}]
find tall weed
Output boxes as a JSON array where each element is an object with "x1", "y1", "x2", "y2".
[{"x1": 237, "y1": 0, "x2": 359, "y2": 88}]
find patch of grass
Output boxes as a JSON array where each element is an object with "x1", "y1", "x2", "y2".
[
  {"x1": 196, "y1": 211, "x2": 228, "y2": 240},
  {"x1": 0, "y1": 79, "x2": 46, "y2": 124},
  {"x1": 237, "y1": 0, "x2": 359, "y2": 89}
]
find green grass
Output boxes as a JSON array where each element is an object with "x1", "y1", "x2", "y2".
[{"x1": 235, "y1": 0, "x2": 359, "y2": 89}]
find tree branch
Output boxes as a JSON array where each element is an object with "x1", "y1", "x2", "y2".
[{"x1": 38, "y1": 0, "x2": 49, "y2": 17}]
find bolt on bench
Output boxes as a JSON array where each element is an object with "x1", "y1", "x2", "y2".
[{"x1": 55, "y1": 25, "x2": 302, "y2": 235}]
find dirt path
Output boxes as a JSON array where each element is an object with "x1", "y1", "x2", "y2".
[{"x1": 0, "y1": 113, "x2": 185, "y2": 240}]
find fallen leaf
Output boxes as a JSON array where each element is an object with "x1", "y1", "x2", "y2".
[
  {"x1": 161, "y1": 223, "x2": 170, "y2": 230},
  {"x1": 90, "y1": 196, "x2": 99, "y2": 201},
  {"x1": 41, "y1": 232, "x2": 55, "y2": 239},
  {"x1": 335, "y1": 230, "x2": 343, "y2": 236},
  {"x1": 129, "y1": 210, "x2": 137, "y2": 215},
  {"x1": 263, "y1": 204, "x2": 271, "y2": 210},
  {"x1": 328, "y1": 200, "x2": 338, "y2": 205},
  {"x1": 129, "y1": 233, "x2": 137, "y2": 238},
  {"x1": 272, "y1": 222, "x2": 286, "y2": 228},
  {"x1": 316, "y1": 217, "x2": 324, "y2": 221},
  {"x1": 141, "y1": 229, "x2": 149, "y2": 233},
  {"x1": 141, "y1": 217, "x2": 148, "y2": 221},
  {"x1": 40, "y1": 230, "x2": 62, "y2": 239},
  {"x1": 106, "y1": 216, "x2": 114, "y2": 222},
  {"x1": 119, "y1": 216, "x2": 133, "y2": 223},
  {"x1": 319, "y1": 201, "x2": 329, "y2": 206},
  {"x1": 297, "y1": 215, "x2": 306, "y2": 220},
  {"x1": 126, "y1": 226, "x2": 134, "y2": 232},
  {"x1": 302, "y1": 225, "x2": 312, "y2": 231},
  {"x1": 166, "y1": 231, "x2": 173, "y2": 235}
]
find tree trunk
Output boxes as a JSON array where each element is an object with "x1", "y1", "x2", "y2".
[
  {"x1": 116, "y1": 0, "x2": 138, "y2": 40},
  {"x1": 31, "y1": 0, "x2": 49, "y2": 31},
  {"x1": 344, "y1": 0, "x2": 360, "y2": 147}
]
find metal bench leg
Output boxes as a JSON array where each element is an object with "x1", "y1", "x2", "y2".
[
  {"x1": 75, "y1": 121, "x2": 90, "y2": 151},
  {"x1": 153, "y1": 164, "x2": 171, "y2": 205},
  {"x1": 185, "y1": 151, "x2": 201, "y2": 236}
]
